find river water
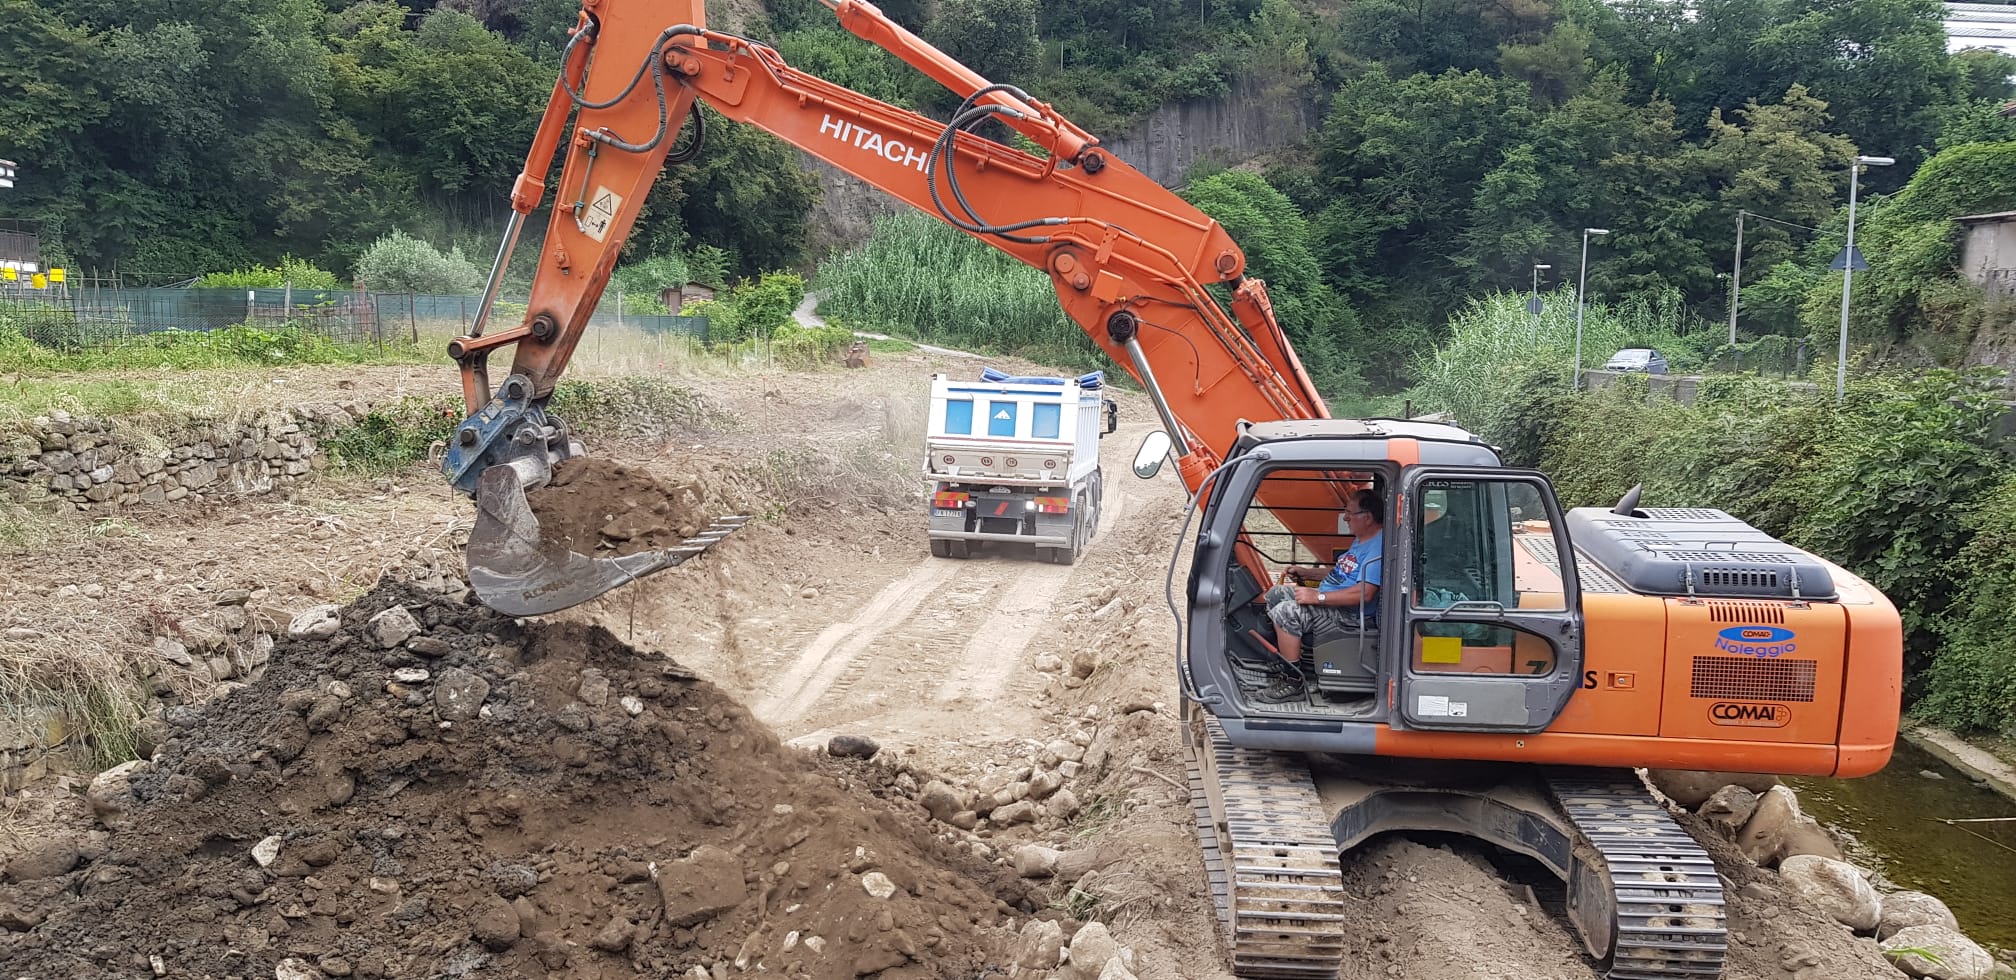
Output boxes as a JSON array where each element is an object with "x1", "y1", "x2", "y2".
[{"x1": 1790, "y1": 737, "x2": 2016, "y2": 949}]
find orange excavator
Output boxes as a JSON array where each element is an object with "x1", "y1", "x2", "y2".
[{"x1": 438, "y1": 3, "x2": 1904, "y2": 977}]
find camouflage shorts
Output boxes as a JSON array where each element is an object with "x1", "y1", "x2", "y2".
[{"x1": 1263, "y1": 585, "x2": 1372, "y2": 642}]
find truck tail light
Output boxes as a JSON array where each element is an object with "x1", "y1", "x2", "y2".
[
  {"x1": 1043, "y1": 459, "x2": 1057, "y2": 470},
  {"x1": 1035, "y1": 496, "x2": 1070, "y2": 514},
  {"x1": 933, "y1": 491, "x2": 970, "y2": 510}
]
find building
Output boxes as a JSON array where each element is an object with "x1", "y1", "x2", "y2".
[
  {"x1": 659, "y1": 281, "x2": 716, "y2": 311},
  {"x1": 1947, "y1": 3, "x2": 2016, "y2": 57},
  {"x1": 1957, "y1": 211, "x2": 2016, "y2": 299}
]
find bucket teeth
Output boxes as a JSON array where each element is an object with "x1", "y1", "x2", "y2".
[{"x1": 466, "y1": 464, "x2": 748, "y2": 616}]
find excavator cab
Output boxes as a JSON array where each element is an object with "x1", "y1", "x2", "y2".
[{"x1": 1178, "y1": 419, "x2": 1586, "y2": 746}]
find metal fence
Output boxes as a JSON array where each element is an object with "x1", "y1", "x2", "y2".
[{"x1": 0, "y1": 282, "x2": 708, "y2": 351}]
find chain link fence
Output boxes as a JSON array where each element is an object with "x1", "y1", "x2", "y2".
[{"x1": 1, "y1": 278, "x2": 709, "y2": 352}]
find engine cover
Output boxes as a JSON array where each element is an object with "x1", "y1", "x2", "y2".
[{"x1": 1566, "y1": 506, "x2": 1837, "y2": 601}]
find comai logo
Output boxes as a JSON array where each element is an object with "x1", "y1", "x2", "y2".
[
  {"x1": 1714, "y1": 625, "x2": 1797, "y2": 659},
  {"x1": 818, "y1": 114, "x2": 930, "y2": 172}
]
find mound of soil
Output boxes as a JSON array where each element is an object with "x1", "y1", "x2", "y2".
[
  {"x1": 0, "y1": 580, "x2": 1023, "y2": 979},
  {"x1": 533, "y1": 457, "x2": 710, "y2": 557}
]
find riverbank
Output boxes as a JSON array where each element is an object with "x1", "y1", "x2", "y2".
[{"x1": 1905, "y1": 724, "x2": 2016, "y2": 801}]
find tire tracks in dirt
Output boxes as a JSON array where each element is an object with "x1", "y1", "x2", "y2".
[
  {"x1": 754, "y1": 557, "x2": 959, "y2": 725},
  {"x1": 755, "y1": 425, "x2": 1154, "y2": 742}
]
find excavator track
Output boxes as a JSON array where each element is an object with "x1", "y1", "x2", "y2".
[
  {"x1": 1550, "y1": 777, "x2": 1728, "y2": 979},
  {"x1": 1188, "y1": 725, "x2": 1729, "y2": 980},
  {"x1": 1185, "y1": 717, "x2": 1347, "y2": 978}
]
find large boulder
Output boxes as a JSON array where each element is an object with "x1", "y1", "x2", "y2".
[
  {"x1": 1647, "y1": 769, "x2": 1779, "y2": 809},
  {"x1": 1879, "y1": 891, "x2": 1961, "y2": 940},
  {"x1": 1777, "y1": 855, "x2": 1880, "y2": 932},
  {"x1": 917, "y1": 780, "x2": 963, "y2": 823},
  {"x1": 1737, "y1": 786, "x2": 1841, "y2": 867},
  {"x1": 1880, "y1": 924, "x2": 1995, "y2": 980},
  {"x1": 1065, "y1": 922, "x2": 1123, "y2": 980},
  {"x1": 1014, "y1": 918, "x2": 1064, "y2": 972},
  {"x1": 1012, "y1": 844, "x2": 1061, "y2": 879},
  {"x1": 3, "y1": 835, "x2": 81, "y2": 882},
  {"x1": 657, "y1": 845, "x2": 746, "y2": 928},
  {"x1": 1697, "y1": 784, "x2": 1760, "y2": 837}
]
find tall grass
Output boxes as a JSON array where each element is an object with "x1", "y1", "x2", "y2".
[
  {"x1": 812, "y1": 212, "x2": 1108, "y2": 370},
  {"x1": 1410, "y1": 288, "x2": 1703, "y2": 431},
  {"x1": 0, "y1": 320, "x2": 433, "y2": 374},
  {"x1": 322, "y1": 377, "x2": 735, "y2": 474}
]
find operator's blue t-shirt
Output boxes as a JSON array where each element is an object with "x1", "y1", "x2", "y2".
[{"x1": 1319, "y1": 531, "x2": 1383, "y2": 621}]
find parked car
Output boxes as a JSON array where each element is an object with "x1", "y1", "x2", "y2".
[{"x1": 1603, "y1": 348, "x2": 1670, "y2": 374}]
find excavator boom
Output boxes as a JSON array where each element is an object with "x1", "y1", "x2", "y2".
[{"x1": 442, "y1": 0, "x2": 1337, "y2": 614}]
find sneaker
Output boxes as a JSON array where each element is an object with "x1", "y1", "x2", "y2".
[{"x1": 1252, "y1": 673, "x2": 1308, "y2": 704}]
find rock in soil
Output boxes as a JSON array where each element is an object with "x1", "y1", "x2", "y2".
[
  {"x1": 1699, "y1": 784, "x2": 1761, "y2": 837},
  {"x1": 1647, "y1": 769, "x2": 1780, "y2": 809},
  {"x1": 1879, "y1": 891, "x2": 1961, "y2": 940},
  {"x1": 1738, "y1": 785, "x2": 1841, "y2": 867},
  {"x1": 1776, "y1": 855, "x2": 1879, "y2": 931},
  {"x1": 826, "y1": 733, "x2": 880, "y2": 759},
  {"x1": 1880, "y1": 924, "x2": 1996, "y2": 980},
  {"x1": 0, "y1": 581, "x2": 1026, "y2": 979}
]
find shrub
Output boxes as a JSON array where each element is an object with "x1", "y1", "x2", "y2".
[
  {"x1": 1919, "y1": 475, "x2": 2016, "y2": 737},
  {"x1": 196, "y1": 257, "x2": 341, "y2": 290},
  {"x1": 770, "y1": 321, "x2": 854, "y2": 368},
  {"x1": 354, "y1": 230, "x2": 484, "y2": 294},
  {"x1": 323, "y1": 395, "x2": 463, "y2": 474}
]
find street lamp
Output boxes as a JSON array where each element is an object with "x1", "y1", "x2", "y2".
[
  {"x1": 1529, "y1": 264, "x2": 1551, "y2": 321},
  {"x1": 1728, "y1": 210, "x2": 1746, "y2": 344},
  {"x1": 1574, "y1": 229, "x2": 1609, "y2": 389},
  {"x1": 1835, "y1": 154, "x2": 1893, "y2": 403}
]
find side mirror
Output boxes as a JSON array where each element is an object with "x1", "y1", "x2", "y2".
[
  {"x1": 1131, "y1": 431, "x2": 1172, "y2": 479},
  {"x1": 1103, "y1": 398, "x2": 1119, "y2": 436}
]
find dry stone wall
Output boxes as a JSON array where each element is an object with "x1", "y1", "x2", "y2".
[{"x1": 0, "y1": 403, "x2": 366, "y2": 511}]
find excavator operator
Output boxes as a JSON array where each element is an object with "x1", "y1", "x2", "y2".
[{"x1": 1256, "y1": 488, "x2": 1383, "y2": 703}]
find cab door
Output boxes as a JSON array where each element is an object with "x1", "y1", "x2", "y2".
[{"x1": 1393, "y1": 468, "x2": 1583, "y2": 733}]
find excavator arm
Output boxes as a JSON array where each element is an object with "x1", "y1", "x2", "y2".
[{"x1": 443, "y1": 0, "x2": 1339, "y2": 614}]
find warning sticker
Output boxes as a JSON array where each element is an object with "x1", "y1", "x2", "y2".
[
  {"x1": 1420, "y1": 636, "x2": 1463, "y2": 664},
  {"x1": 582, "y1": 186, "x2": 623, "y2": 243},
  {"x1": 1416, "y1": 695, "x2": 1470, "y2": 718}
]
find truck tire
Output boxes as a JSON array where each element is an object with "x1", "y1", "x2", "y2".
[
  {"x1": 930, "y1": 539, "x2": 951, "y2": 558},
  {"x1": 944, "y1": 539, "x2": 972, "y2": 559},
  {"x1": 1088, "y1": 470, "x2": 1104, "y2": 535},
  {"x1": 1044, "y1": 499, "x2": 1084, "y2": 565}
]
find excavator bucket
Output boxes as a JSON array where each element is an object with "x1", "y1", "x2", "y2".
[{"x1": 466, "y1": 464, "x2": 749, "y2": 617}]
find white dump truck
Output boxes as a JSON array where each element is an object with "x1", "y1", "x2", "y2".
[{"x1": 924, "y1": 368, "x2": 1116, "y2": 564}]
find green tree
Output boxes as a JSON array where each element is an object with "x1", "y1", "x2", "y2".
[
  {"x1": 355, "y1": 230, "x2": 484, "y2": 293},
  {"x1": 1748, "y1": 0, "x2": 1959, "y2": 176},
  {"x1": 1183, "y1": 170, "x2": 1363, "y2": 398},
  {"x1": 923, "y1": 0, "x2": 1039, "y2": 87}
]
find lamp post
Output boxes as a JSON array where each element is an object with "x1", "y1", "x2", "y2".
[
  {"x1": 1529, "y1": 264, "x2": 1551, "y2": 323},
  {"x1": 1835, "y1": 154, "x2": 1893, "y2": 403},
  {"x1": 1574, "y1": 229, "x2": 1609, "y2": 389},
  {"x1": 1728, "y1": 210, "x2": 1746, "y2": 344}
]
